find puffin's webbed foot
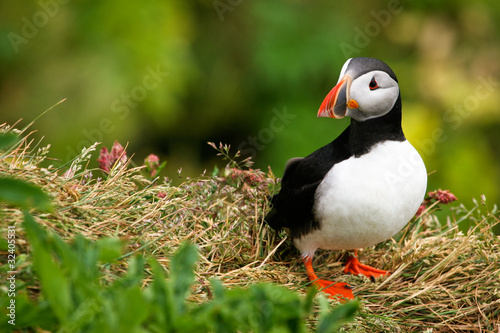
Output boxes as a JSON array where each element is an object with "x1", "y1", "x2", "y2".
[
  {"x1": 344, "y1": 251, "x2": 390, "y2": 281},
  {"x1": 312, "y1": 279, "x2": 354, "y2": 302},
  {"x1": 303, "y1": 256, "x2": 354, "y2": 301}
]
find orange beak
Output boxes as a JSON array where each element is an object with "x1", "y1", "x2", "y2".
[{"x1": 318, "y1": 75, "x2": 352, "y2": 119}]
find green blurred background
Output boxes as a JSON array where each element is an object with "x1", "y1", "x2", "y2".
[{"x1": 1, "y1": 0, "x2": 499, "y2": 211}]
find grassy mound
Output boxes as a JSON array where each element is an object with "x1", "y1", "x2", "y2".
[{"x1": 1, "y1": 125, "x2": 499, "y2": 332}]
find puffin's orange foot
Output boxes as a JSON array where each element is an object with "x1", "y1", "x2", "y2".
[
  {"x1": 344, "y1": 256, "x2": 390, "y2": 281},
  {"x1": 313, "y1": 279, "x2": 354, "y2": 302},
  {"x1": 302, "y1": 256, "x2": 354, "y2": 301}
]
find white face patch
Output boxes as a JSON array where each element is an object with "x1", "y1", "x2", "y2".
[
  {"x1": 337, "y1": 58, "x2": 352, "y2": 84},
  {"x1": 346, "y1": 70, "x2": 399, "y2": 121}
]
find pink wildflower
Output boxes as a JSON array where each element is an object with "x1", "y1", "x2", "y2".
[
  {"x1": 97, "y1": 141, "x2": 128, "y2": 173},
  {"x1": 428, "y1": 190, "x2": 457, "y2": 204},
  {"x1": 415, "y1": 189, "x2": 458, "y2": 218},
  {"x1": 415, "y1": 204, "x2": 426, "y2": 217},
  {"x1": 228, "y1": 168, "x2": 265, "y2": 186},
  {"x1": 144, "y1": 154, "x2": 161, "y2": 177},
  {"x1": 145, "y1": 154, "x2": 160, "y2": 168}
]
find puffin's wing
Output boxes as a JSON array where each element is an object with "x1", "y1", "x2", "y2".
[
  {"x1": 265, "y1": 147, "x2": 333, "y2": 237},
  {"x1": 265, "y1": 127, "x2": 351, "y2": 238}
]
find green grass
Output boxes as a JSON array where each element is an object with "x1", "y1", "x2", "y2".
[
  {"x1": 0, "y1": 124, "x2": 499, "y2": 332},
  {"x1": 5, "y1": 213, "x2": 357, "y2": 332}
]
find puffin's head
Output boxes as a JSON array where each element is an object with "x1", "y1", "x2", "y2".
[{"x1": 318, "y1": 57, "x2": 400, "y2": 122}]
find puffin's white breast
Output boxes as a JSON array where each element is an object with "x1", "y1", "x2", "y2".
[{"x1": 294, "y1": 140, "x2": 427, "y2": 256}]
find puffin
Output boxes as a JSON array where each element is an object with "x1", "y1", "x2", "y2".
[{"x1": 265, "y1": 57, "x2": 427, "y2": 300}]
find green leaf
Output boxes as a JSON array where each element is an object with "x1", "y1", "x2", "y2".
[
  {"x1": 302, "y1": 286, "x2": 317, "y2": 315},
  {"x1": 246, "y1": 283, "x2": 305, "y2": 333},
  {"x1": 22, "y1": 212, "x2": 73, "y2": 322},
  {"x1": 0, "y1": 177, "x2": 52, "y2": 212},
  {"x1": 145, "y1": 257, "x2": 172, "y2": 331},
  {"x1": 97, "y1": 237, "x2": 123, "y2": 263},
  {"x1": 0, "y1": 133, "x2": 19, "y2": 151},
  {"x1": 170, "y1": 242, "x2": 198, "y2": 315},
  {"x1": 155, "y1": 161, "x2": 167, "y2": 175},
  {"x1": 121, "y1": 255, "x2": 146, "y2": 288},
  {"x1": 59, "y1": 296, "x2": 103, "y2": 332},
  {"x1": 316, "y1": 300, "x2": 360, "y2": 333},
  {"x1": 52, "y1": 235, "x2": 100, "y2": 290},
  {"x1": 116, "y1": 286, "x2": 148, "y2": 332},
  {"x1": 210, "y1": 278, "x2": 225, "y2": 299}
]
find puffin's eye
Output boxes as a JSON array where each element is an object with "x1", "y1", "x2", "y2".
[{"x1": 369, "y1": 77, "x2": 379, "y2": 90}]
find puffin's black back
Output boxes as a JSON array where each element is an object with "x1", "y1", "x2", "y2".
[
  {"x1": 266, "y1": 126, "x2": 351, "y2": 238},
  {"x1": 265, "y1": 95, "x2": 405, "y2": 239}
]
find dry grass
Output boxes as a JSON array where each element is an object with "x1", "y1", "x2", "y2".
[{"x1": 1, "y1": 126, "x2": 499, "y2": 332}]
